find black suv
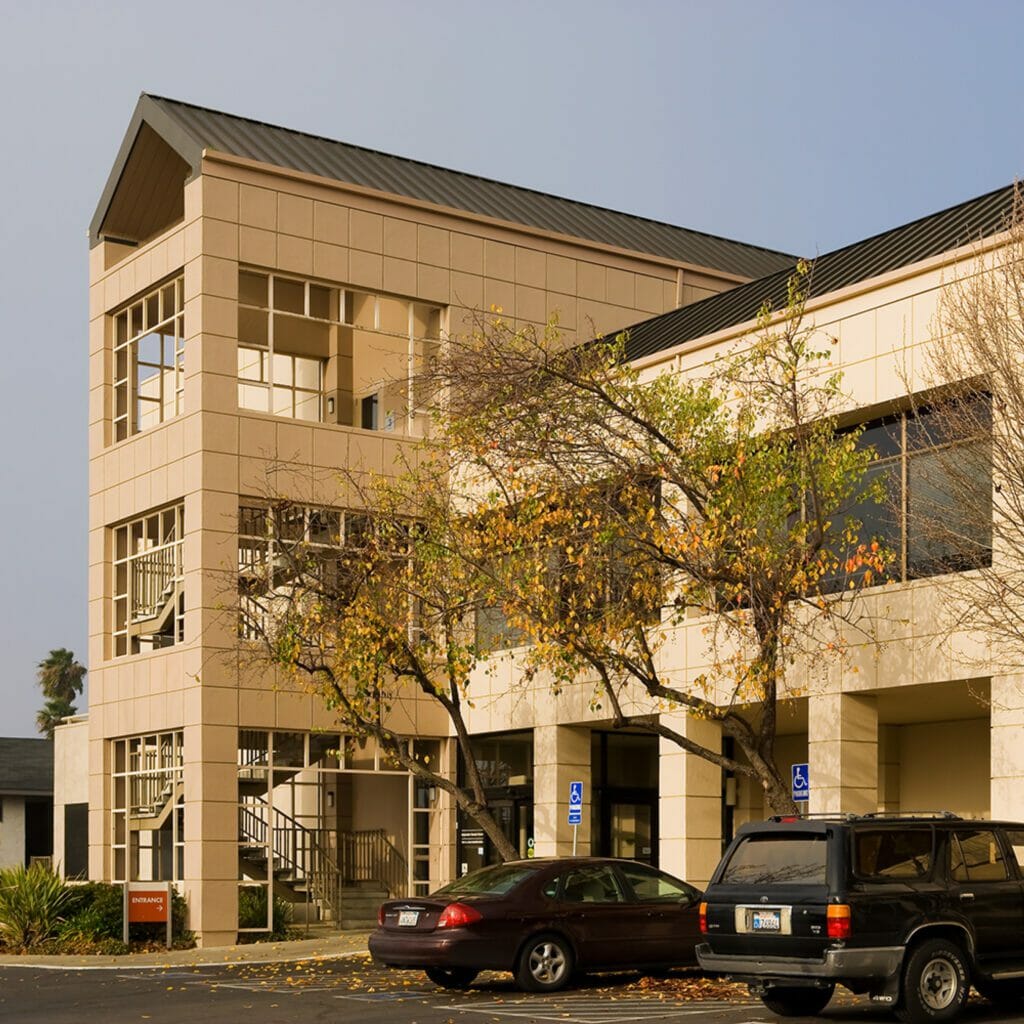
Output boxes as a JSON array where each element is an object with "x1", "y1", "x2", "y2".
[{"x1": 696, "y1": 814, "x2": 1024, "y2": 1022}]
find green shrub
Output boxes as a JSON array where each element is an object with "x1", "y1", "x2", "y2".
[
  {"x1": 61, "y1": 882, "x2": 124, "y2": 940},
  {"x1": 238, "y1": 886, "x2": 293, "y2": 939},
  {"x1": 0, "y1": 863, "x2": 72, "y2": 950}
]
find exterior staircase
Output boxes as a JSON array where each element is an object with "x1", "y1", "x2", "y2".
[{"x1": 237, "y1": 791, "x2": 408, "y2": 929}]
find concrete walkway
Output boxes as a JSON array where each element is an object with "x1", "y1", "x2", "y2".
[{"x1": 0, "y1": 929, "x2": 372, "y2": 969}]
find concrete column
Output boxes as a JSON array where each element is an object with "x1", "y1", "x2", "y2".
[
  {"x1": 183, "y1": 721, "x2": 239, "y2": 947},
  {"x1": 808, "y1": 693, "x2": 878, "y2": 815},
  {"x1": 991, "y1": 674, "x2": 1024, "y2": 819},
  {"x1": 533, "y1": 725, "x2": 590, "y2": 858},
  {"x1": 659, "y1": 713, "x2": 722, "y2": 887}
]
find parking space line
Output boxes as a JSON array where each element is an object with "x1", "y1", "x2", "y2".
[{"x1": 436, "y1": 997, "x2": 744, "y2": 1024}]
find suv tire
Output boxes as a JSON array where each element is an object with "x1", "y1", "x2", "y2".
[
  {"x1": 760, "y1": 984, "x2": 835, "y2": 1017},
  {"x1": 515, "y1": 933, "x2": 574, "y2": 992},
  {"x1": 896, "y1": 939, "x2": 969, "y2": 1024}
]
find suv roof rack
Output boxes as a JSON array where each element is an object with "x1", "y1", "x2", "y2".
[{"x1": 765, "y1": 810, "x2": 963, "y2": 823}]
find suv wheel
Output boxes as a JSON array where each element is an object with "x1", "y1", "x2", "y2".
[
  {"x1": 897, "y1": 939, "x2": 969, "y2": 1023},
  {"x1": 760, "y1": 984, "x2": 835, "y2": 1017},
  {"x1": 515, "y1": 933, "x2": 574, "y2": 992}
]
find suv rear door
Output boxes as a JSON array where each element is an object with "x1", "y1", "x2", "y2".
[
  {"x1": 946, "y1": 827, "x2": 1024, "y2": 965},
  {"x1": 704, "y1": 827, "x2": 834, "y2": 959}
]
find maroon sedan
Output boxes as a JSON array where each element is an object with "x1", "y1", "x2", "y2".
[{"x1": 368, "y1": 857, "x2": 703, "y2": 992}]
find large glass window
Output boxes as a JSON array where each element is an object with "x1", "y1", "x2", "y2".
[
  {"x1": 237, "y1": 271, "x2": 330, "y2": 422},
  {"x1": 839, "y1": 400, "x2": 992, "y2": 584},
  {"x1": 111, "y1": 731, "x2": 184, "y2": 883},
  {"x1": 113, "y1": 276, "x2": 185, "y2": 441},
  {"x1": 112, "y1": 504, "x2": 184, "y2": 657}
]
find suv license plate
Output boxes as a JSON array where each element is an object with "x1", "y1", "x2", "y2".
[
  {"x1": 752, "y1": 910, "x2": 781, "y2": 931},
  {"x1": 398, "y1": 910, "x2": 420, "y2": 927}
]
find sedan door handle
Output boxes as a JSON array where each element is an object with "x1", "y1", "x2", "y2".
[{"x1": 959, "y1": 892, "x2": 975, "y2": 901}]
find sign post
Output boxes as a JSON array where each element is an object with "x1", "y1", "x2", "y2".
[
  {"x1": 568, "y1": 780, "x2": 584, "y2": 855},
  {"x1": 791, "y1": 763, "x2": 810, "y2": 810},
  {"x1": 124, "y1": 881, "x2": 173, "y2": 949}
]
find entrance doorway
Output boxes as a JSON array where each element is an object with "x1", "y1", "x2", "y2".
[{"x1": 591, "y1": 732, "x2": 659, "y2": 865}]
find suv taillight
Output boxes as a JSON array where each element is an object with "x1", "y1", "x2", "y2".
[
  {"x1": 699, "y1": 901, "x2": 708, "y2": 934},
  {"x1": 437, "y1": 902, "x2": 482, "y2": 929},
  {"x1": 827, "y1": 904, "x2": 851, "y2": 939}
]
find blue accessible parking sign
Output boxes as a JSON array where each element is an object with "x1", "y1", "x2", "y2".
[
  {"x1": 791, "y1": 763, "x2": 810, "y2": 802},
  {"x1": 568, "y1": 780, "x2": 583, "y2": 825}
]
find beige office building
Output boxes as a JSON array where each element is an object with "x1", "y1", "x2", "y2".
[
  {"x1": 82, "y1": 94, "x2": 797, "y2": 945},
  {"x1": 76, "y1": 94, "x2": 1020, "y2": 946}
]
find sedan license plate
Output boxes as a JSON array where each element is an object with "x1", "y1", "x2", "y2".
[
  {"x1": 398, "y1": 910, "x2": 420, "y2": 927},
  {"x1": 752, "y1": 910, "x2": 781, "y2": 931}
]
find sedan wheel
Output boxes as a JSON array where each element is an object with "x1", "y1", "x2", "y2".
[
  {"x1": 424, "y1": 966, "x2": 478, "y2": 989},
  {"x1": 516, "y1": 933, "x2": 574, "y2": 992}
]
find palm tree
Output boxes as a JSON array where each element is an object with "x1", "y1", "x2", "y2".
[{"x1": 36, "y1": 648, "x2": 85, "y2": 738}]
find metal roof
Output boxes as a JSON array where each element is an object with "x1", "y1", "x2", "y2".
[
  {"x1": 622, "y1": 182, "x2": 1018, "y2": 361},
  {"x1": 0, "y1": 738, "x2": 53, "y2": 796},
  {"x1": 91, "y1": 94, "x2": 795, "y2": 279}
]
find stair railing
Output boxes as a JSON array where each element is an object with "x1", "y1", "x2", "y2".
[{"x1": 338, "y1": 828, "x2": 408, "y2": 898}]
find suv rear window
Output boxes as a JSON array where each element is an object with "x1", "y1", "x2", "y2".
[
  {"x1": 720, "y1": 834, "x2": 827, "y2": 885},
  {"x1": 855, "y1": 828, "x2": 933, "y2": 879}
]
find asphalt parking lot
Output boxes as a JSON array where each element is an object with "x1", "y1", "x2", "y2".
[{"x1": 4, "y1": 955, "x2": 1024, "y2": 1024}]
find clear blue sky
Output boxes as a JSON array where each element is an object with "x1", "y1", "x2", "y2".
[{"x1": 2, "y1": 0, "x2": 1022, "y2": 735}]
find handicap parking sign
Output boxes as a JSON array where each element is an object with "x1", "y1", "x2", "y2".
[
  {"x1": 568, "y1": 780, "x2": 583, "y2": 825},
  {"x1": 791, "y1": 763, "x2": 810, "y2": 802}
]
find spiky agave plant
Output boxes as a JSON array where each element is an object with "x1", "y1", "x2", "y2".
[{"x1": 0, "y1": 863, "x2": 71, "y2": 950}]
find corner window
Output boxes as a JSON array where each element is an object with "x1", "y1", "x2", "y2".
[
  {"x1": 113, "y1": 276, "x2": 185, "y2": 441},
  {"x1": 112, "y1": 504, "x2": 184, "y2": 656},
  {"x1": 238, "y1": 271, "x2": 329, "y2": 422}
]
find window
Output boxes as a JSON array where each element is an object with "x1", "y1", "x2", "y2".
[
  {"x1": 719, "y1": 834, "x2": 827, "y2": 885},
  {"x1": 854, "y1": 828, "x2": 933, "y2": 879},
  {"x1": 238, "y1": 271, "x2": 330, "y2": 422},
  {"x1": 560, "y1": 865, "x2": 626, "y2": 903},
  {"x1": 950, "y1": 829, "x2": 1007, "y2": 882},
  {"x1": 111, "y1": 731, "x2": 184, "y2": 883},
  {"x1": 113, "y1": 276, "x2": 185, "y2": 441},
  {"x1": 619, "y1": 863, "x2": 698, "y2": 903},
  {"x1": 112, "y1": 504, "x2": 184, "y2": 657},
  {"x1": 434, "y1": 863, "x2": 537, "y2": 897},
  {"x1": 837, "y1": 399, "x2": 992, "y2": 584}
]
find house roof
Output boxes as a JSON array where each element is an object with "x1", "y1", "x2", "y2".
[
  {"x1": 91, "y1": 94, "x2": 795, "y2": 279},
  {"x1": 0, "y1": 738, "x2": 53, "y2": 796},
  {"x1": 621, "y1": 182, "x2": 1018, "y2": 361}
]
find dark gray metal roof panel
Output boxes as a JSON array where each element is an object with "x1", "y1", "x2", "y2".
[
  {"x1": 130, "y1": 94, "x2": 794, "y2": 279},
  {"x1": 0, "y1": 738, "x2": 53, "y2": 795},
  {"x1": 622, "y1": 183, "x2": 1017, "y2": 362}
]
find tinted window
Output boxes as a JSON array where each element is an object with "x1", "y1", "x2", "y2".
[
  {"x1": 560, "y1": 865, "x2": 625, "y2": 903},
  {"x1": 620, "y1": 863, "x2": 698, "y2": 902},
  {"x1": 434, "y1": 863, "x2": 536, "y2": 896},
  {"x1": 1005, "y1": 830, "x2": 1024, "y2": 875},
  {"x1": 720, "y1": 835, "x2": 827, "y2": 885},
  {"x1": 855, "y1": 828, "x2": 933, "y2": 879},
  {"x1": 951, "y1": 830, "x2": 1007, "y2": 882}
]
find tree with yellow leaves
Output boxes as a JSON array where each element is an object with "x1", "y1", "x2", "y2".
[{"x1": 431, "y1": 265, "x2": 888, "y2": 814}]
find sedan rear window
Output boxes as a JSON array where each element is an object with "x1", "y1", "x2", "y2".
[
  {"x1": 720, "y1": 835, "x2": 827, "y2": 885},
  {"x1": 434, "y1": 864, "x2": 537, "y2": 897}
]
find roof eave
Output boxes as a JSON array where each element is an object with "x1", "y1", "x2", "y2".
[{"x1": 88, "y1": 93, "x2": 205, "y2": 248}]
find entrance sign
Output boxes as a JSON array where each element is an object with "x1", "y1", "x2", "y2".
[
  {"x1": 123, "y1": 881, "x2": 173, "y2": 948},
  {"x1": 791, "y1": 763, "x2": 810, "y2": 803}
]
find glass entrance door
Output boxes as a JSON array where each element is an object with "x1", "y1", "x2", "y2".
[{"x1": 610, "y1": 801, "x2": 654, "y2": 863}]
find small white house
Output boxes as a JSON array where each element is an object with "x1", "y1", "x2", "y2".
[{"x1": 0, "y1": 738, "x2": 53, "y2": 869}]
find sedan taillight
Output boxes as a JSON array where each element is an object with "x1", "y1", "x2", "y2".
[
  {"x1": 437, "y1": 902, "x2": 482, "y2": 929},
  {"x1": 377, "y1": 905, "x2": 386, "y2": 927},
  {"x1": 699, "y1": 901, "x2": 708, "y2": 934}
]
